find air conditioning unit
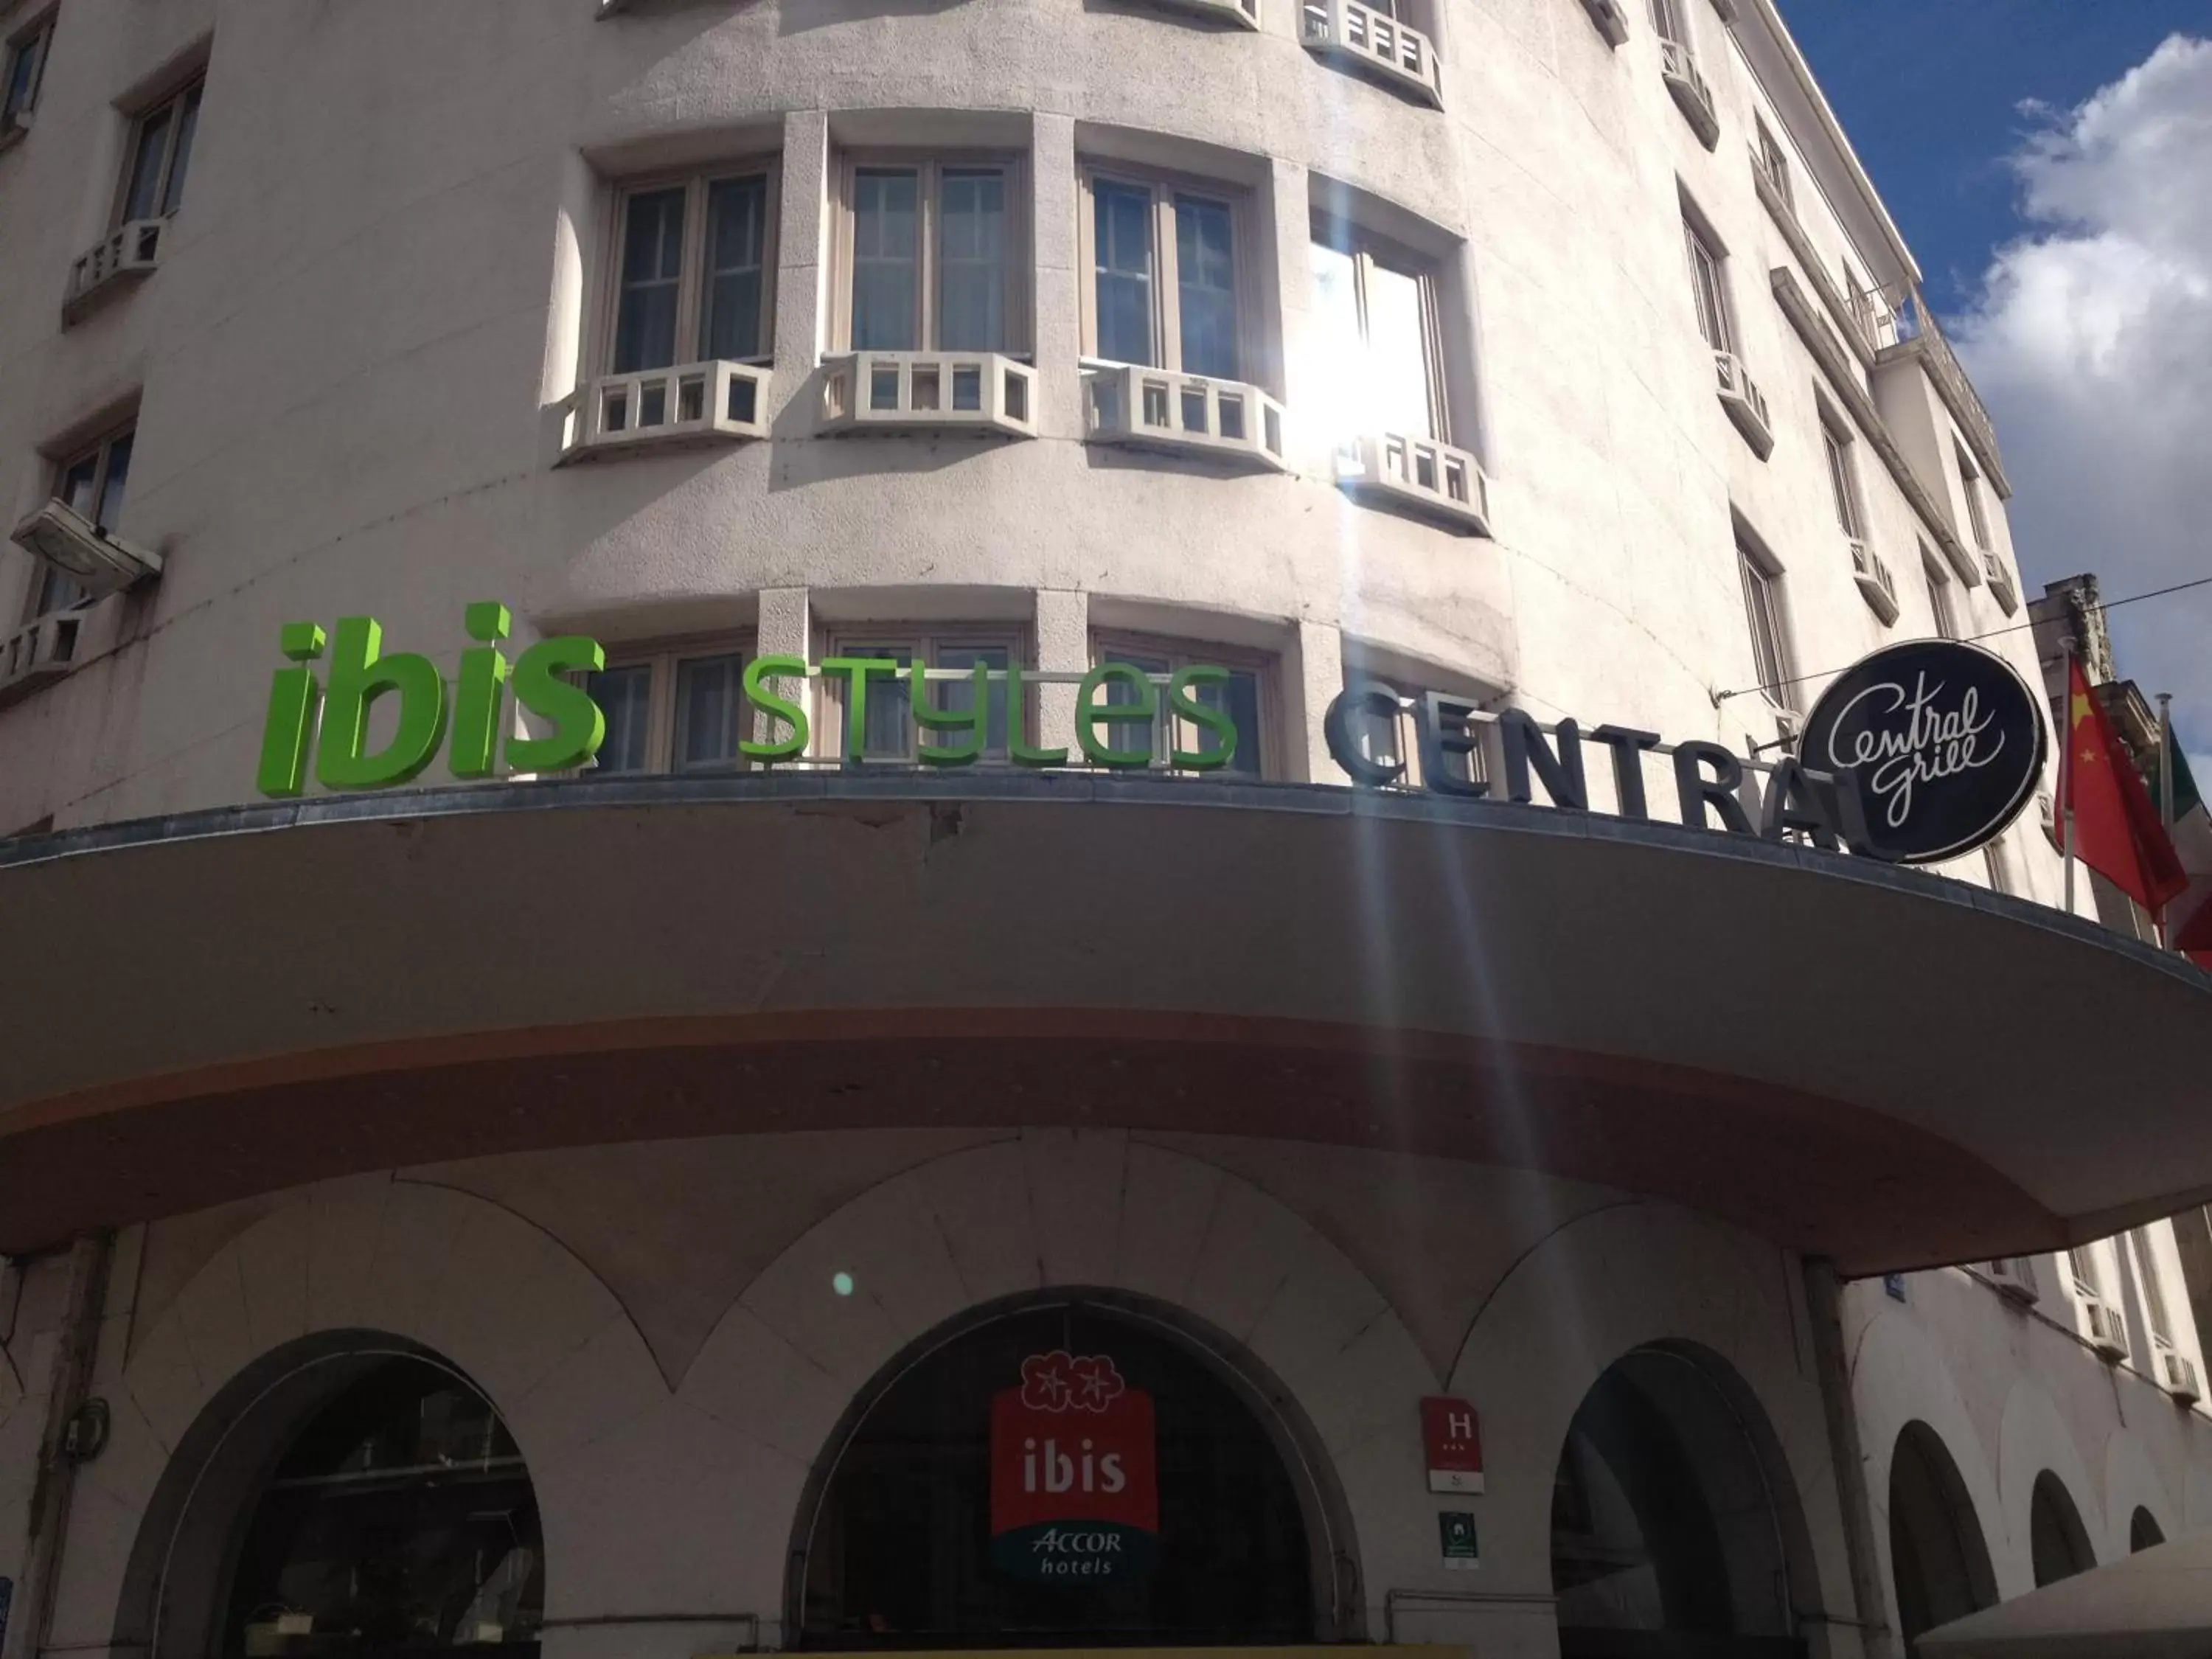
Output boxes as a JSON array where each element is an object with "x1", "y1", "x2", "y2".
[
  {"x1": 2161, "y1": 1350, "x2": 2201, "y2": 1404},
  {"x1": 0, "y1": 609, "x2": 91, "y2": 708},
  {"x1": 564, "y1": 360, "x2": 770, "y2": 459},
  {"x1": 1301, "y1": 0, "x2": 1444, "y2": 108},
  {"x1": 1982, "y1": 551, "x2": 2020, "y2": 614},
  {"x1": 1086, "y1": 367, "x2": 1287, "y2": 471},
  {"x1": 819, "y1": 352, "x2": 1037, "y2": 439},
  {"x1": 1849, "y1": 538, "x2": 1900, "y2": 625},
  {"x1": 1714, "y1": 351, "x2": 1775, "y2": 459},
  {"x1": 1335, "y1": 431, "x2": 1492, "y2": 536},
  {"x1": 2084, "y1": 1300, "x2": 2129, "y2": 1360},
  {"x1": 1986, "y1": 1257, "x2": 2039, "y2": 1303},
  {"x1": 1658, "y1": 38, "x2": 1719, "y2": 150},
  {"x1": 63, "y1": 218, "x2": 166, "y2": 324},
  {"x1": 9, "y1": 498, "x2": 161, "y2": 598},
  {"x1": 1579, "y1": 0, "x2": 1629, "y2": 46}
]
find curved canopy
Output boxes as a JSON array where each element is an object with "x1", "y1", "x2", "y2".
[{"x1": 4, "y1": 775, "x2": 2209, "y2": 1271}]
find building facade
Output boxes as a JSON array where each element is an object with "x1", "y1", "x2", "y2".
[{"x1": 1, "y1": 3, "x2": 2209, "y2": 1659}]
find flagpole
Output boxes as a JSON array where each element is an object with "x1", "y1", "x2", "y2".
[
  {"x1": 2061, "y1": 636, "x2": 2077, "y2": 917},
  {"x1": 2158, "y1": 690, "x2": 2175, "y2": 947}
]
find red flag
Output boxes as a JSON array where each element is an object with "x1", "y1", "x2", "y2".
[{"x1": 2061, "y1": 658, "x2": 2186, "y2": 911}]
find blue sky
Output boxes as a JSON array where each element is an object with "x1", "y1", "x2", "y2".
[
  {"x1": 1778, "y1": 0, "x2": 2209, "y2": 311},
  {"x1": 1778, "y1": 3, "x2": 2212, "y2": 768}
]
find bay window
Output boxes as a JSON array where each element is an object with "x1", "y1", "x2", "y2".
[
  {"x1": 585, "y1": 639, "x2": 754, "y2": 776},
  {"x1": 838, "y1": 157, "x2": 1026, "y2": 354},
  {"x1": 1091, "y1": 635, "x2": 1270, "y2": 777},
  {"x1": 1307, "y1": 220, "x2": 1447, "y2": 443},
  {"x1": 819, "y1": 629, "x2": 1025, "y2": 763},
  {"x1": 609, "y1": 168, "x2": 776, "y2": 374},
  {"x1": 1079, "y1": 168, "x2": 1248, "y2": 380}
]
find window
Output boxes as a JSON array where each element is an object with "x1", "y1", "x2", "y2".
[
  {"x1": 1336, "y1": 669, "x2": 1487, "y2": 791},
  {"x1": 1821, "y1": 420, "x2": 1863, "y2": 539},
  {"x1": 1308, "y1": 219, "x2": 1447, "y2": 442},
  {"x1": 820, "y1": 628, "x2": 1025, "y2": 763},
  {"x1": 2133, "y1": 1228, "x2": 2175, "y2": 1349},
  {"x1": 118, "y1": 76, "x2": 202, "y2": 224},
  {"x1": 31, "y1": 424, "x2": 134, "y2": 616},
  {"x1": 1682, "y1": 217, "x2": 1731, "y2": 353},
  {"x1": 1924, "y1": 549, "x2": 1959, "y2": 641},
  {"x1": 1079, "y1": 167, "x2": 1247, "y2": 380},
  {"x1": 584, "y1": 637, "x2": 753, "y2": 776},
  {"x1": 608, "y1": 169, "x2": 776, "y2": 374},
  {"x1": 1954, "y1": 439, "x2": 1991, "y2": 551},
  {"x1": 1646, "y1": 0, "x2": 1689, "y2": 44},
  {"x1": 838, "y1": 156, "x2": 1025, "y2": 354},
  {"x1": 2, "y1": 10, "x2": 54, "y2": 131},
  {"x1": 1736, "y1": 538, "x2": 1793, "y2": 709},
  {"x1": 1091, "y1": 634, "x2": 1270, "y2": 777},
  {"x1": 2067, "y1": 1246, "x2": 2102, "y2": 1301},
  {"x1": 1755, "y1": 118, "x2": 1792, "y2": 212}
]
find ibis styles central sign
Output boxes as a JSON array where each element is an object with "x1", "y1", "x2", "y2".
[
  {"x1": 254, "y1": 608, "x2": 2045, "y2": 872},
  {"x1": 253, "y1": 603, "x2": 1244, "y2": 796}
]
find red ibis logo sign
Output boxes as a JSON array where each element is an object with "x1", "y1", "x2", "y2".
[{"x1": 990, "y1": 1352, "x2": 1158, "y2": 1582}]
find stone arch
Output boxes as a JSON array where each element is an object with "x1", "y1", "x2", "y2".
[
  {"x1": 50, "y1": 1177, "x2": 669, "y2": 1659},
  {"x1": 1885, "y1": 1421, "x2": 1997, "y2": 1646},
  {"x1": 1445, "y1": 1202, "x2": 1843, "y2": 1632},
  {"x1": 676, "y1": 1130, "x2": 1436, "y2": 1642},
  {"x1": 2101, "y1": 1422, "x2": 2180, "y2": 1562},
  {"x1": 1846, "y1": 1297, "x2": 2008, "y2": 1633},
  {"x1": 1995, "y1": 1380, "x2": 2102, "y2": 1597}
]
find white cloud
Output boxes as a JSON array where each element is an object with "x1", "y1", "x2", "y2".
[{"x1": 1951, "y1": 34, "x2": 2212, "y2": 768}]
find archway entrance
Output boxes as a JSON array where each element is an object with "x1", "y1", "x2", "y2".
[
  {"x1": 1550, "y1": 1346, "x2": 1806, "y2": 1659},
  {"x1": 794, "y1": 1298, "x2": 1325, "y2": 1648},
  {"x1": 113, "y1": 1342, "x2": 544, "y2": 1659},
  {"x1": 2028, "y1": 1472, "x2": 2095, "y2": 1587},
  {"x1": 1886, "y1": 1422, "x2": 1994, "y2": 1649},
  {"x1": 2130, "y1": 1506, "x2": 2165, "y2": 1553}
]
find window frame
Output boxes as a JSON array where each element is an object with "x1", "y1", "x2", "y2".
[
  {"x1": 1954, "y1": 437, "x2": 1992, "y2": 552},
  {"x1": 601, "y1": 161, "x2": 782, "y2": 378},
  {"x1": 1753, "y1": 117, "x2": 1793, "y2": 213},
  {"x1": 1682, "y1": 214, "x2": 1733, "y2": 355},
  {"x1": 2132, "y1": 1228, "x2": 2177, "y2": 1349},
  {"x1": 1089, "y1": 630, "x2": 1279, "y2": 779},
  {"x1": 585, "y1": 633, "x2": 757, "y2": 777},
  {"x1": 1308, "y1": 212, "x2": 1453, "y2": 444},
  {"x1": 1336, "y1": 667, "x2": 1490, "y2": 793},
  {"x1": 113, "y1": 73, "x2": 204, "y2": 227},
  {"x1": 1820, "y1": 417, "x2": 1864, "y2": 540},
  {"x1": 27, "y1": 421, "x2": 136, "y2": 621},
  {"x1": 1647, "y1": 0, "x2": 1691, "y2": 46},
  {"x1": 1922, "y1": 546, "x2": 1959, "y2": 641},
  {"x1": 1076, "y1": 161, "x2": 1261, "y2": 383},
  {"x1": 831, "y1": 151, "x2": 1032, "y2": 358},
  {"x1": 817, "y1": 625, "x2": 1033, "y2": 765},
  {"x1": 1735, "y1": 536, "x2": 1795, "y2": 712},
  {"x1": 1, "y1": 9, "x2": 55, "y2": 129}
]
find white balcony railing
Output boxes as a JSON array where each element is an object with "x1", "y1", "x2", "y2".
[
  {"x1": 1982, "y1": 550, "x2": 2019, "y2": 614},
  {"x1": 0, "y1": 609, "x2": 90, "y2": 709},
  {"x1": 565, "y1": 360, "x2": 770, "y2": 460},
  {"x1": 1301, "y1": 0, "x2": 1443, "y2": 108},
  {"x1": 1714, "y1": 350, "x2": 1774, "y2": 459},
  {"x1": 1985, "y1": 1257, "x2": 2039, "y2": 1303},
  {"x1": 1848, "y1": 538, "x2": 1899, "y2": 626},
  {"x1": 1658, "y1": 38, "x2": 1719, "y2": 150},
  {"x1": 2084, "y1": 1299, "x2": 2129, "y2": 1360},
  {"x1": 1085, "y1": 366, "x2": 1287, "y2": 470},
  {"x1": 2163, "y1": 1350, "x2": 2202, "y2": 1404},
  {"x1": 1144, "y1": 0, "x2": 1262, "y2": 27},
  {"x1": 1579, "y1": 0, "x2": 1629, "y2": 46},
  {"x1": 64, "y1": 218, "x2": 165, "y2": 324},
  {"x1": 1336, "y1": 431, "x2": 1492, "y2": 536},
  {"x1": 819, "y1": 352, "x2": 1037, "y2": 439}
]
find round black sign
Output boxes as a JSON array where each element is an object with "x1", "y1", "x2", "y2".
[{"x1": 1799, "y1": 639, "x2": 2048, "y2": 865}]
